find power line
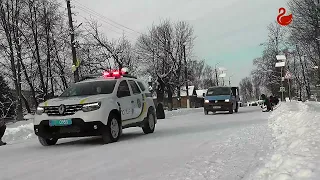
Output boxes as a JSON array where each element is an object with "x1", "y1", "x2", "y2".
[
  {"x1": 76, "y1": 6, "x2": 131, "y2": 34},
  {"x1": 74, "y1": 5, "x2": 140, "y2": 40},
  {"x1": 77, "y1": 13, "x2": 123, "y2": 35},
  {"x1": 72, "y1": 0, "x2": 142, "y2": 35},
  {"x1": 77, "y1": 13, "x2": 138, "y2": 41}
]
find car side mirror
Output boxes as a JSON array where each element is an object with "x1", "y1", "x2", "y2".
[{"x1": 203, "y1": 93, "x2": 206, "y2": 97}]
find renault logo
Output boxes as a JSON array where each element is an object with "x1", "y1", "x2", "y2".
[{"x1": 58, "y1": 104, "x2": 66, "y2": 115}]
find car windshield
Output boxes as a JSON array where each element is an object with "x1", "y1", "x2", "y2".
[
  {"x1": 60, "y1": 80, "x2": 117, "y2": 97},
  {"x1": 206, "y1": 87, "x2": 231, "y2": 96}
]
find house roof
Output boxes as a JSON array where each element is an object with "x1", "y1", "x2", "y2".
[{"x1": 196, "y1": 89, "x2": 208, "y2": 98}]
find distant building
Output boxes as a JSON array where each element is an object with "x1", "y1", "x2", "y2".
[{"x1": 152, "y1": 86, "x2": 208, "y2": 108}]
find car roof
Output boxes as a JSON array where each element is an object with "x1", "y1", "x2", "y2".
[
  {"x1": 208, "y1": 86, "x2": 230, "y2": 89},
  {"x1": 77, "y1": 76, "x2": 139, "y2": 84}
]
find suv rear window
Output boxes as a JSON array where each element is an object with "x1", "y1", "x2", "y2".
[
  {"x1": 60, "y1": 80, "x2": 117, "y2": 97},
  {"x1": 137, "y1": 81, "x2": 146, "y2": 91}
]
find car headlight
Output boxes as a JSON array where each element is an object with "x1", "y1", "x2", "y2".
[
  {"x1": 36, "y1": 107, "x2": 44, "y2": 115},
  {"x1": 225, "y1": 99, "x2": 230, "y2": 102},
  {"x1": 204, "y1": 100, "x2": 209, "y2": 103},
  {"x1": 82, "y1": 102, "x2": 101, "y2": 112}
]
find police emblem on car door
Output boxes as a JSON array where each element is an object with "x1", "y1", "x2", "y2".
[
  {"x1": 137, "y1": 98, "x2": 141, "y2": 108},
  {"x1": 128, "y1": 80, "x2": 143, "y2": 119}
]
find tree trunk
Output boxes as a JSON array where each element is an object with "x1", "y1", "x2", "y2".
[
  {"x1": 177, "y1": 86, "x2": 181, "y2": 108},
  {"x1": 21, "y1": 93, "x2": 31, "y2": 113},
  {"x1": 29, "y1": 4, "x2": 46, "y2": 96},
  {"x1": 52, "y1": 35, "x2": 68, "y2": 89},
  {"x1": 166, "y1": 85, "x2": 173, "y2": 111},
  {"x1": 156, "y1": 78, "x2": 165, "y2": 104},
  {"x1": 19, "y1": 58, "x2": 38, "y2": 107}
]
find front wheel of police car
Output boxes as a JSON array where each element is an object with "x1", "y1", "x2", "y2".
[
  {"x1": 142, "y1": 109, "x2": 156, "y2": 134},
  {"x1": 38, "y1": 136, "x2": 58, "y2": 146},
  {"x1": 102, "y1": 113, "x2": 121, "y2": 144}
]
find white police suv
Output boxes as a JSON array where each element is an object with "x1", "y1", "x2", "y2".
[{"x1": 33, "y1": 68, "x2": 157, "y2": 146}]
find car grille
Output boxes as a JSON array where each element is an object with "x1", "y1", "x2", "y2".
[
  {"x1": 209, "y1": 100, "x2": 225, "y2": 103},
  {"x1": 44, "y1": 104, "x2": 83, "y2": 116}
]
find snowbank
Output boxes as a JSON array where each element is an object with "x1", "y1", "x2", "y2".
[
  {"x1": 3, "y1": 121, "x2": 35, "y2": 143},
  {"x1": 246, "y1": 101, "x2": 320, "y2": 180},
  {"x1": 165, "y1": 108, "x2": 203, "y2": 118}
]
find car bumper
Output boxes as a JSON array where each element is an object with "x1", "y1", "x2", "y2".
[
  {"x1": 204, "y1": 102, "x2": 232, "y2": 111},
  {"x1": 33, "y1": 109, "x2": 107, "y2": 126},
  {"x1": 34, "y1": 119, "x2": 107, "y2": 139}
]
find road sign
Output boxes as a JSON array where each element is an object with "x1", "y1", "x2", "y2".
[
  {"x1": 275, "y1": 62, "x2": 286, "y2": 67},
  {"x1": 276, "y1": 55, "x2": 286, "y2": 61},
  {"x1": 285, "y1": 71, "x2": 292, "y2": 79},
  {"x1": 280, "y1": 87, "x2": 285, "y2": 92}
]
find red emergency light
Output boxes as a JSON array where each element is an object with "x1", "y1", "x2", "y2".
[{"x1": 102, "y1": 68, "x2": 129, "y2": 78}]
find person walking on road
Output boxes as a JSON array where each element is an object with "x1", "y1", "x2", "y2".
[{"x1": 0, "y1": 119, "x2": 7, "y2": 146}]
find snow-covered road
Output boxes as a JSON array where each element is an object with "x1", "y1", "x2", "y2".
[{"x1": 0, "y1": 107, "x2": 271, "y2": 180}]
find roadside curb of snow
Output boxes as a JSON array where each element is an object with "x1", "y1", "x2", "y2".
[
  {"x1": 246, "y1": 101, "x2": 320, "y2": 180},
  {"x1": 3, "y1": 122, "x2": 35, "y2": 143},
  {"x1": 164, "y1": 108, "x2": 203, "y2": 118}
]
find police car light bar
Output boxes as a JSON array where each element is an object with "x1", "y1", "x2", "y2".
[{"x1": 102, "y1": 68, "x2": 130, "y2": 79}]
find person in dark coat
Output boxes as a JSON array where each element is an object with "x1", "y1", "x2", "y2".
[
  {"x1": 269, "y1": 96, "x2": 274, "y2": 107},
  {"x1": 261, "y1": 94, "x2": 272, "y2": 112},
  {"x1": 0, "y1": 119, "x2": 7, "y2": 146},
  {"x1": 270, "y1": 96, "x2": 279, "y2": 106}
]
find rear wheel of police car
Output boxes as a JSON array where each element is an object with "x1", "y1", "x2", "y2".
[
  {"x1": 38, "y1": 137, "x2": 58, "y2": 146},
  {"x1": 102, "y1": 113, "x2": 121, "y2": 144},
  {"x1": 142, "y1": 109, "x2": 156, "y2": 134}
]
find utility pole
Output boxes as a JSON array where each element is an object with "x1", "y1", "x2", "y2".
[
  {"x1": 66, "y1": 0, "x2": 79, "y2": 83},
  {"x1": 183, "y1": 44, "x2": 190, "y2": 108},
  {"x1": 281, "y1": 66, "x2": 284, "y2": 101},
  {"x1": 215, "y1": 64, "x2": 219, "y2": 86}
]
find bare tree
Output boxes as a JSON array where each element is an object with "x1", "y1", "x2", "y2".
[
  {"x1": 84, "y1": 20, "x2": 138, "y2": 74},
  {"x1": 136, "y1": 20, "x2": 195, "y2": 110},
  {"x1": 252, "y1": 22, "x2": 288, "y2": 96},
  {"x1": 0, "y1": 0, "x2": 23, "y2": 120},
  {"x1": 239, "y1": 77, "x2": 254, "y2": 102}
]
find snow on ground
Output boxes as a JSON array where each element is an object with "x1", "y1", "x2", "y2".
[
  {"x1": 245, "y1": 101, "x2": 320, "y2": 180},
  {"x1": 3, "y1": 120, "x2": 35, "y2": 143},
  {"x1": 0, "y1": 106, "x2": 270, "y2": 180},
  {"x1": 165, "y1": 108, "x2": 203, "y2": 118},
  {"x1": 3, "y1": 108, "x2": 204, "y2": 144}
]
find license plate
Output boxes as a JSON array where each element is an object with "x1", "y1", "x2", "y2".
[
  {"x1": 60, "y1": 126, "x2": 80, "y2": 133},
  {"x1": 49, "y1": 119, "x2": 72, "y2": 127},
  {"x1": 213, "y1": 106, "x2": 221, "y2": 109}
]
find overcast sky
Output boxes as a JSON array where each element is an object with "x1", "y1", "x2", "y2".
[{"x1": 72, "y1": 0, "x2": 289, "y2": 86}]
